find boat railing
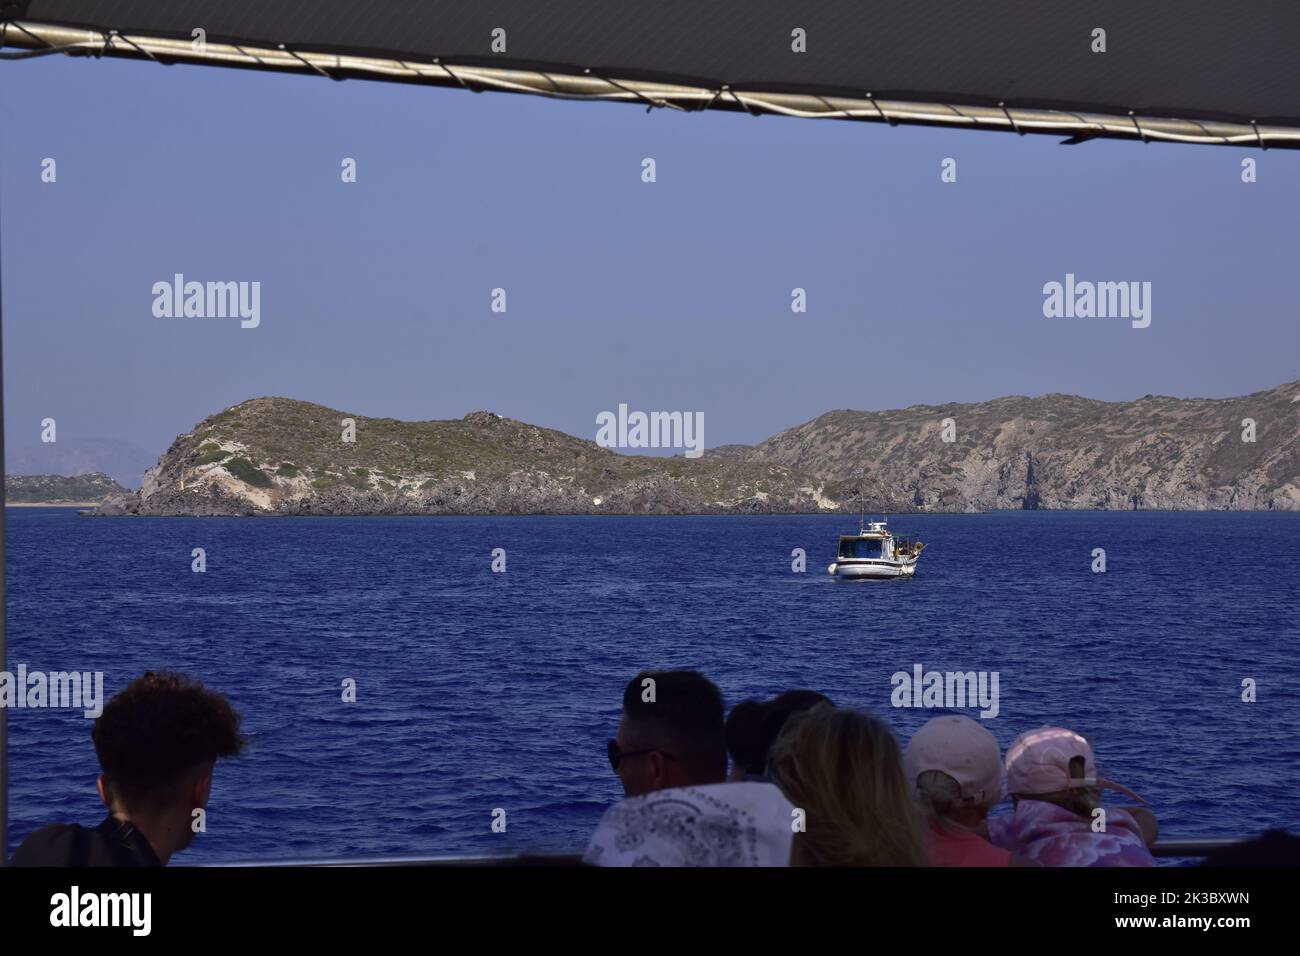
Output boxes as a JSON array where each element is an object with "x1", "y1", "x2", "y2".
[{"x1": 191, "y1": 837, "x2": 1246, "y2": 866}]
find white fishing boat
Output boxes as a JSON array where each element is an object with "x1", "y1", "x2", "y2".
[{"x1": 827, "y1": 518, "x2": 924, "y2": 580}]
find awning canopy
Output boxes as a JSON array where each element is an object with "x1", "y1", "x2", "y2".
[{"x1": 4, "y1": 1, "x2": 1300, "y2": 147}]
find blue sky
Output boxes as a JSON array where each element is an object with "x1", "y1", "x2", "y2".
[{"x1": 2, "y1": 53, "x2": 1297, "y2": 471}]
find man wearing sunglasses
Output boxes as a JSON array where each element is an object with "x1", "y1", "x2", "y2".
[{"x1": 607, "y1": 669, "x2": 727, "y2": 797}]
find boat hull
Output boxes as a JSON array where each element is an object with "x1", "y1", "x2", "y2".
[{"x1": 828, "y1": 559, "x2": 918, "y2": 579}]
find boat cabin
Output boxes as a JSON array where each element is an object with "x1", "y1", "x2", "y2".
[
  {"x1": 837, "y1": 523, "x2": 923, "y2": 562},
  {"x1": 838, "y1": 534, "x2": 894, "y2": 560}
]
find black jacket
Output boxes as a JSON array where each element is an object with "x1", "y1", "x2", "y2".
[{"x1": 9, "y1": 815, "x2": 163, "y2": 867}]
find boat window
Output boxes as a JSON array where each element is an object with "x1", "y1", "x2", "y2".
[{"x1": 840, "y1": 538, "x2": 883, "y2": 558}]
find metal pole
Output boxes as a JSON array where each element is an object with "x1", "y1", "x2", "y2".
[{"x1": 0, "y1": 157, "x2": 9, "y2": 863}]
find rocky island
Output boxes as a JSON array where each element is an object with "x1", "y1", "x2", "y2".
[
  {"x1": 98, "y1": 381, "x2": 1299, "y2": 516},
  {"x1": 5, "y1": 472, "x2": 128, "y2": 506}
]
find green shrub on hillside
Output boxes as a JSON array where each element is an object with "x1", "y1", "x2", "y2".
[
  {"x1": 194, "y1": 448, "x2": 230, "y2": 466},
  {"x1": 225, "y1": 457, "x2": 273, "y2": 488}
]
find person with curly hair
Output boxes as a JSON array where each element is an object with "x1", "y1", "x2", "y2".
[{"x1": 10, "y1": 670, "x2": 246, "y2": 866}]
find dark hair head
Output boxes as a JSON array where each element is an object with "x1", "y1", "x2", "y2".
[
  {"x1": 92, "y1": 671, "x2": 246, "y2": 812},
  {"x1": 726, "y1": 689, "x2": 832, "y2": 778},
  {"x1": 622, "y1": 669, "x2": 726, "y2": 784}
]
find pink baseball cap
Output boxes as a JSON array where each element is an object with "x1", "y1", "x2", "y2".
[
  {"x1": 904, "y1": 715, "x2": 1004, "y2": 806},
  {"x1": 1004, "y1": 727, "x2": 1144, "y2": 803}
]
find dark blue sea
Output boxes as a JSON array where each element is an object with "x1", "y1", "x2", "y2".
[{"x1": 4, "y1": 509, "x2": 1298, "y2": 864}]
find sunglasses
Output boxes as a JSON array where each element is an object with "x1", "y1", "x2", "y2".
[{"x1": 607, "y1": 738, "x2": 677, "y2": 772}]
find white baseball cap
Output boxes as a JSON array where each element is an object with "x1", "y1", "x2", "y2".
[{"x1": 904, "y1": 714, "x2": 1004, "y2": 806}]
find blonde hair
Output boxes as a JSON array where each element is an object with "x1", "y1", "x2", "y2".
[
  {"x1": 767, "y1": 705, "x2": 925, "y2": 866},
  {"x1": 915, "y1": 769, "x2": 982, "y2": 834}
]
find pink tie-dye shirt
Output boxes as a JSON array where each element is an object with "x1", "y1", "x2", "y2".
[{"x1": 987, "y1": 799, "x2": 1155, "y2": 867}]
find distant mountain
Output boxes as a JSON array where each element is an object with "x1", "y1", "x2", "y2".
[
  {"x1": 6, "y1": 472, "x2": 128, "y2": 504},
  {"x1": 750, "y1": 381, "x2": 1300, "y2": 512},
  {"x1": 99, "y1": 382, "x2": 1300, "y2": 516},
  {"x1": 4, "y1": 438, "x2": 154, "y2": 489}
]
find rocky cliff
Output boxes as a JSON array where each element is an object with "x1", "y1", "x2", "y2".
[
  {"x1": 99, "y1": 382, "x2": 1300, "y2": 516},
  {"x1": 750, "y1": 381, "x2": 1300, "y2": 512}
]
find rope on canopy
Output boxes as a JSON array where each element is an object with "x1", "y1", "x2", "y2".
[{"x1": 2, "y1": 20, "x2": 1300, "y2": 150}]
